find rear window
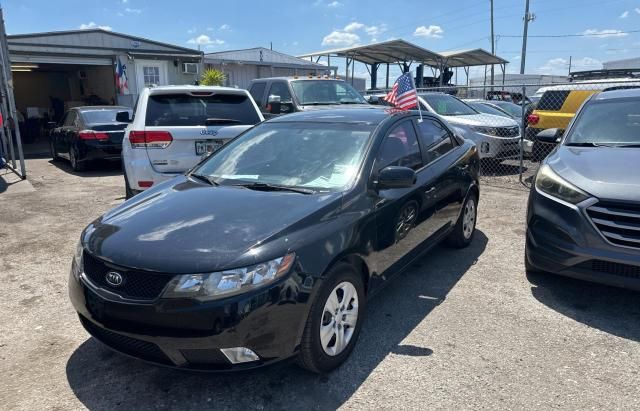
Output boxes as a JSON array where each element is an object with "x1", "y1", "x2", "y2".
[
  {"x1": 537, "y1": 90, "x2": 571, "y2": 111},
  {"x1": 81, "y1": 109, "x2": 131, "y2": 124},
  {"x1": 145, "y1": 93, "x2": 261, "y2": 127}
]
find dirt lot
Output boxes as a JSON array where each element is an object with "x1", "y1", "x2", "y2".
[{"x1": 1, "y1": 159, "x2": 639, "y2": 410}]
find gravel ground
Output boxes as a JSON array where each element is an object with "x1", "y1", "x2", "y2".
[{"x1": 1, "y1": 158, "x2": 639, "y2": 410}]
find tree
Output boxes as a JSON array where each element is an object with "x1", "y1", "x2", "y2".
[{"x1": 200, "y1": 68, "x2": 226, "y2": 86}]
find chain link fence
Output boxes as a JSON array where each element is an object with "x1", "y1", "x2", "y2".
[{"x1": 368, "y1": 79, "x2": 640, "y2": 191}]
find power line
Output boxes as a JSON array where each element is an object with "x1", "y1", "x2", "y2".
[{"x1": 499, "y1": 29, "x2": 640, "y2": 39}]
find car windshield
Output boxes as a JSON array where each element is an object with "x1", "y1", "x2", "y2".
[
  {"x1": 421, "y1": 94, "x2": 478, "y2": 116},
  {"x1": 82, "y1": 109, "x2": 131, "y2": 124},
  {"x1": 145, "y1": 93, "x2": 261, "y2": 126},
  {"x1": 565, "y1": 99, "x2": 640, "y2": 146},
  {"x1": 469, "y1": 102, "x2": 511, "y2": 118},
  {"x1": 290, "y1": 80, "x2": 367, "y2": 105},
  {"x1": 194, "y1": 122, "x2": 374, "y2": 191},
  {"x1": 492, "y1": 101, "x2": 522, "y2": 117}
]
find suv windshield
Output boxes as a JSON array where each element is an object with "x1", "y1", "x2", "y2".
[
  {"x1": 290, "y1": 80, "x2": 366, "y2": 105},
  {"x1": 146, "y1": 93, "x2": 261, "y2": 127},
  {"x1": 194, "y1": 122, "x2": 373, "y2": 191},
  {"x1": 565, "y1": 99, "x2": 640, "y2": 146},
  {"x1": 421, "y1": 94, "x2": 478, "y2": 116}
]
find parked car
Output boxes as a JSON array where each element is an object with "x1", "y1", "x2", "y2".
[
  {"x1": 464, "y1": 100, "x2": 515, "y2": 119},
  {"x1": 248, "y1": 76, "x2": 369, "y2": 117},
  {"x1": 49, "y1": 106, "x2": 132, "y2": 171},
  {"x1": 526, "y1": 79, "x2": 640, "y2": 161},
  {"x1": 487, "y1": 101, "x2": 524, "y2": 121},
  {"x1": 418, "y1": 93, "x2": 521, "y2": 162},
  {"x1": 69, "y1": 108, "x2": 480, "y2": 373},
  {"x1": 526, "y1": 88, "x2": 640, "y2": 290},
  {"x1": 120, "y1": 85, "x2": 264, "y2": 198}
]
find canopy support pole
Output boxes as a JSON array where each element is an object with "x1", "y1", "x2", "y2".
[{"x1": 385, "y1": 63, "x2": 390, "y2": 89}]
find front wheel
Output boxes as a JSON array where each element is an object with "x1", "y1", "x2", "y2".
[
  {"x1": 69, "y1": 146, "x2": 86, "y2": 172},
  {"x1": 297, "y1": 262, "x2": 365, "y2": 373},
  {"x1": 445, "y1": 192, "x2": 478, "y2": 248}
]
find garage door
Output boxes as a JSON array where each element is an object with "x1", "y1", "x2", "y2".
[{"x1": 11, "y1": 55, "x2": 112, "y2": 66}]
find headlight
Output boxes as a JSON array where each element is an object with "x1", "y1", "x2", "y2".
[
  {"x1": 72, "y1": 240, "x2": 84, "y2": 280},
  {"x1": 163, "y1": 253, "x2": 296, "y2": 300},
  {"x1": 535, "y1": 165, "x2": 590, "y2": 204},
  {"x1": 472, "y1": 126, "x2": 498, "y2": 136}
]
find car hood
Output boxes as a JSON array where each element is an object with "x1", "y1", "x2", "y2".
[
  {"x1": 441, "y1": 113, "x2": 519, "y2": 128},
  {"x1": 547, "y1": 146, "x2": 640, "y2": 202},
  {"x1": 298, "y1": 103, "x2": 371, "y2": 110},
  {"x1": 83, "y1": 176, "x2": 343, "y2": 273}
]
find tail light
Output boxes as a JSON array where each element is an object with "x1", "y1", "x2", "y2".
[
  {"x1": 129, "y1": 131, "x2": 173, "y2": 149},
  {"x1": 527, "y1": 114, "x2": 539, "y2": 125},
  {"x1": 79, "y1": 130, "x2": 109, "y2": 141}
]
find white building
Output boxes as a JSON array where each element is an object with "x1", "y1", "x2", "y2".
[{"x1": 467, "y1": 73, "x2": 568, "y2": 98}]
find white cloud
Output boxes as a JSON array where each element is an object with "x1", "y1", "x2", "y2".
[
  {"x1": 328, "y1": 1, "x2": 342, "y2": 7},
  {"x1": 414, "y1": 25, "x2": 444, "y2": 39},
  {"x1": 219, "y1": 24, "x2": 231, "y2": 31},
  {"x1": 537, "y1": 57, "x2": 601, "y2": 74},
  {"x1": 344, "y1": 22, "x2": 365, "y2": 32},
  {"x1": 121, "y1": 0, "x2": 128, "y2": 3},
  {"x1": 124, "y1": 7, "x2": 141, "y2": 13},
  {"x1": 322, "y1": 30, "x2": 360, "y2": 46},
  {"x1": 292, "y1": 41, "x2": 299, "y2": 46},
  {"x1": 206, "y1": 27, "x2": 214, "y2": 32},
  {"x1": 187, "y1": 34, "x2": 225, "y2": 46},
  {"x1": 365, "y1": 24, "x2": 387, "y2": 37},
  {"x1": 636, "y1": 7, "x2": 640, "y2": 14},
  {"x1": 187, "y1": 27, "x2": 196, "y2": 34},
  {"x1": 619, "y1": 10, "x2": 629, "y2": 18},
  {"x1": 581, "y1": 29, "x2": 628, "y2": 38},
  {"x1": 79, "y1": 22, "x2": 112, "y2": 31}
]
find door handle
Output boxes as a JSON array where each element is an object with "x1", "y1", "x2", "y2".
[
  {"x1": 425, "y1": 187, "x2": 436, "y2": 195},
  {"x1": 460, "y1": 164, "x2": 469, "y2": 170}
]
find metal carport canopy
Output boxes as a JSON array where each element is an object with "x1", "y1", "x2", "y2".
[{"x1": 438, "y1": 48, "x2": 508, "y2": 67}]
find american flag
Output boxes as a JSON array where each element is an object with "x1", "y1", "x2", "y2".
[{"x1": 384, "y1": 72, "x2": 418, "y2": 110}]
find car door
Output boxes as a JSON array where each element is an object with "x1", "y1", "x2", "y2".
[
  {"x1": 370, "y1": 118, "x2": 432, "y2": 279},
  {"x1": 61, "y1": 111, "x2": 78, "y2": 158},
  {"x1": 248, "y1": 81, "x2": 267, "y2": 112},
  {"x1": 51, "y1": 112, "x2": 68, "y2": 155},
  {"x1": 414, "y1": 117, "x2": 468, "y2": 230},
  {"x1": 265, "y1": 81, "x2": 295, "y2": 115}
]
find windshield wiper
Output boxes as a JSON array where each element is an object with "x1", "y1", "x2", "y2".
[
  {"x1": 565, "y1": 142, "x2": 614, "y2": 147},
  {"x1": 302, "y1": 102, "x2": 335, "y2": 106},
  {"x1": 612, "y1": 143, "x2": 640, "y2": 148},
  {"x1": 205, "y1": 118, "x2": 242, "y2": 125},
  {"x1": 190, "y1": 173, "x2": 219, "y2": 186},
  {"x1": 339, "y1": 101, "x2": 365, "y2": 104},
  {"x1": 231, "y1": 182, "x2": 314, "y2": 194}
]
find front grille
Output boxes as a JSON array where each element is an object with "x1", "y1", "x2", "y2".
[
  {"x1": 495, "y1": 126, "x2": 520, "y2": 138},
  {"x1": 80, "y1": 315, "x2": 173, "y2": 365},
  {"x1": 586, "y1": 201, "x2": 640, "y2": 249},
  {"x1": 577, "y1": 260, "x2": 640, "y2": 279},
  {"x1": 83, "y1": 252, "x2": 174, "y2": 300}
]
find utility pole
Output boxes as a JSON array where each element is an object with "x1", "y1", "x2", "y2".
[
  {"x1": 568, "y1": 55, "x2": 572, "y2": 76},
  {"x1": 490, "y1": 0, "x2": 495, "y2": 85},
  {"x1": 520, "y1": 0, "x2": 535, "y2": 74}
]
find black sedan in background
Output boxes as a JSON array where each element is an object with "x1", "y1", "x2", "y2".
[
  {"x1": 526, "y1": 88, "x2": 640, "y2": 290},
  {"x1": 50, "y1": 106, "x2": 132, "y2": 171},
  {"x1": 69, "y1": 108, "x2": 480, "y2": 373}
]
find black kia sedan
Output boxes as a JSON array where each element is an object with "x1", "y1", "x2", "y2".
[
  {"x1": 69, "y1": 108, "x2": 480, "y2": 372},
  {"x1": 50, "y1": 106, "x2": 132, "y2": 171},
  {"x1": 526, "y1": 88, "x2": 640, "y2": 290}
]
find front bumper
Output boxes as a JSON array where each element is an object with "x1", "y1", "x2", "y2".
[
  {"x1": 473, "y1": 134, "x2": 521, "y2": 160},
  {"x1": 526, "y1": 188, "x2": 640, "y2": 290},
  {"x1": 69, "y1": 262, "x2": 314, "y2": 371}
]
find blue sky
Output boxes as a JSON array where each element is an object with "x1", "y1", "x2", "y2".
[{"x1": 4, "y1": 0, "x2": 640, "y2": 82}]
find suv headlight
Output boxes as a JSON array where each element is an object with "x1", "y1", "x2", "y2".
[
  {"x1": 472, "y1": 126, "x2": 498, "y2": 136},
  {"x1": 535, "y1": 164, "x2": 590, "y2": 204},
  {"x1": 163, "y1": 253, "x2": 296, "y2": 300},
  {"x1": 72, "y1": 240, "x2": 84, "y2": 280}
]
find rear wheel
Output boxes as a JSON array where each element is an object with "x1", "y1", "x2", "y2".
[
  {"x1": 445, "y1": 192, "x2": 478, "y2": 248},
  {"x1": 297, "y1": 262, "x2": 365, "y2": 373},
  {"x1": 69, "y1": 146, "x2": 86, "y2": 172},
  {"x1": 50, "y1": 139, "x2": 60, "y2": 162},
  {"x1": 123, "y1": 163, "x2": 135, "y2": 199}
]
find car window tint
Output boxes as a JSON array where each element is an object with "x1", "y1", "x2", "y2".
[
  {"x1": 267, "y1": 82, "x2": 292, "y2": 104},
  {"x1": 416, "y1": 119, "x2": 455, "y2": 163},
  {"x1": 249, "y1": 82, "x2": 266, "y2": 107},
  {"x1": 376, "y1": 121, "x2": 422, "y2": 172},
  {"x1": 63, "y1": 111, "x2": 77, "y2": 127}
]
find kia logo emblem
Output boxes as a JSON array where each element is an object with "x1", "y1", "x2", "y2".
[{"x1": 105, "y1": 271, "x2": 123, "y2": 287}]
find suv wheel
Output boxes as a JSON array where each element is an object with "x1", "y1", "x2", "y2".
[
  {"x1": 297, "y1": 262, "x2": 365, "y2": 373},
  {"x1": 69, "y1": 146, "x2": 86, "y2": 172},
  {"x1": 445, "y1": 192, "x2": 478, "y2": 248},
  {"x1": 123, "y1": 163, "x2": 135, "y2": 199}
]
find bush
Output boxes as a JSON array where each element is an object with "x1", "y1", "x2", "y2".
[{"x1": 200, "y1": 68, "x2": 226, "y2": 86}]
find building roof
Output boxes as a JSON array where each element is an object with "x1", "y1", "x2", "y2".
[
  {"x1": 7, "y1": 28, "x2": 202, "y2": 57},
  {"x1": 438, "y1": 48, "x2": 508, "y2": 67},
  {"x1": 205, "y1": 47, "x2": 335, "y2": 70}
]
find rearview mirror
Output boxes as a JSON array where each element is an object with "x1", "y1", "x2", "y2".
[
  {"x1": 536, "y1": 128, "x2": 562, "y2": 144},
  {"x1": 377, "y1": 166, "x2": 417, "y2": 189},
  {"x1": 116, "y1": 111, "x2": 132, "y2": 123}
]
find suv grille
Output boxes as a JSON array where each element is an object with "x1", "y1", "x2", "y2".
[
  {"x1": 577, "y1": 260, "x2": 640, "y2": 279},
  {"x1": 83, "y1": 252, "x2": 175, "y2": 300},
  {"x1": 586, "y1": 201, "x2": 640, "y2": 249},
  {"x1": 80, "y1": 315, "x2": 173, "y2": 365},
  {"x1": 495, "y1": 126, "x2": 519, "y2": 138}
]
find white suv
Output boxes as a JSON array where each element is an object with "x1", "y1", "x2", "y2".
[{"x1": 121, "y1": 86, "x2": 264, "y2": 198}]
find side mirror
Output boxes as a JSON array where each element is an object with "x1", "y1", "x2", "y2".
[
  {"x1": 377, "y1": 166, "x2": 417, "y2": 189},
  {"x1": 116, "y1": 111, "x2": 132, "y2": 123},
  {"x1": 536, "y1": 128, "x2": 562, "y2": 144},
  {"x1": 267, "y1": 95, "x2": 282, "y2": 114},
  {"x1": 46, "y1": 121, "x2": 57, "y2": 129}
]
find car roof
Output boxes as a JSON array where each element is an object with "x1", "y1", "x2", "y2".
[
  {"x1": 593, "y1": 87, "x2": 640, "y2": 100},
  {"x1": 147, "y1": 85, "x2": 246, "y2": 95},
  {"x1": 251, "y1": 76, "x2": 344, "y2": 82},
  {"x1": 266, "y1": 107, "x2": 414, "y2": 125}
]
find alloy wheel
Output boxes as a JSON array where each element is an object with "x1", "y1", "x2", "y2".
[
  {"x1": 320, "y1": 281, "x2": 359, "y2": 356},
  {"x1": 463, "y1": 199, "x2": 476, "y2": 240}
]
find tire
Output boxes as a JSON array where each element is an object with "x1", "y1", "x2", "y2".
[
  {"x1": 69, "y1": 146, "x2": 86, "y2": 172},
  {"x1": 123, "y1": 164, "x2": 135, "y2": 200},
  {"x1": 445, "y1": 191, "x2": 478, "y2": 248},
  {"x1": 297, "y1": 262, "x2": 366, "y2": 374},
  {"x1": 50, "y1": 139, "x2": 61, "y2": 162}
]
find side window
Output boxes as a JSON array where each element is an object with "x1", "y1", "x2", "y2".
[
  {"x1": 267, "y1": 82, "x2": 293, "y2": 104},
  {"x1": 376, "y1": 120, "x2": 422, "y2": 172},
  {"x1": 249, "y1": 82, "x2": 266, "y2": 107},
  {"x1": 416, "y1": 119, "x2": 455, "y2": 163},
  {"x1": 63, "y1": 111, "x2": 76, "y2": 127}
]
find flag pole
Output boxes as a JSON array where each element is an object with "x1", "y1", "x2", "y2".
[{"x1": 410, "y1": 71, "x2": 423, "y2": 122}]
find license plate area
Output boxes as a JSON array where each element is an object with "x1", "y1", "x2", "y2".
[{"x1": 195, "y1": 140, "x2": 223, "y2": 155}]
